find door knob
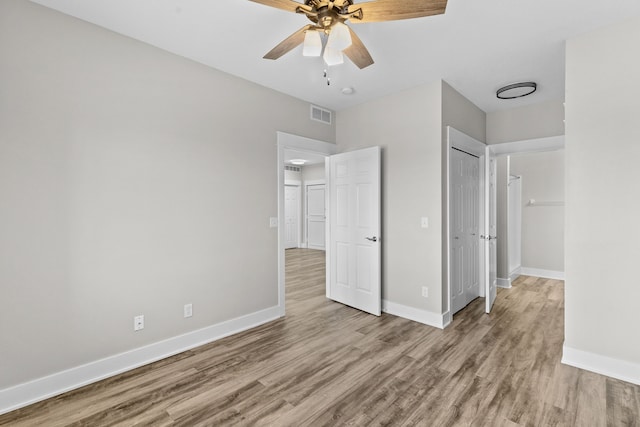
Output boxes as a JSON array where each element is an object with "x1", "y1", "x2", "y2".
[{"x1": 365, "y1": 236, "x2": 378, "y2": 242}]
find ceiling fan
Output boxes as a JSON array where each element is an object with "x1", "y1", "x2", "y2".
[{"x1": 250, "y1": 0, "x2": 448, "y2": 69}]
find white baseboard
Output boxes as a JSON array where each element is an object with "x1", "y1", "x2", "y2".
[
  {"x1": 520, "y1": 267, "x2": 565, "y2": 280},
  {"x1": 497, "y1": 278, "x2": 512, "y2": 289},
  {"x1": 509, "y1": 267, "x2": 521, "y2": 282},
  {"x1": 0, "y1": 306, "x2": 282, "y2": 415},
  {"x1": 562, "y1": 345, "x2": 640, "y2": 386},
  {"x1": 382, "y1": 300, "x2": 447, "y2": 329},
  {"x1": 299, "y1": 243, "x2": 308, "y2": 249}
]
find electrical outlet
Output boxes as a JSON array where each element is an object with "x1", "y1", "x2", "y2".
[
  {"x1": 184, "y1": 303, "x2": 193, "y2": 318},
  {"x1": 134, "y1": 315, "x2": 144, "y2": 331},
  {"x1": 421, "y1": 287, "x2": 429, "y2": 298}
]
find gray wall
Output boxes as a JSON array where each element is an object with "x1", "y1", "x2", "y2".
[
  {"x1": 565, "y1": 16, "x2": 640, "y2": 365},
  {"x1": 336, "y1": 81, "x2": 485, "y2": 318},
  {"x1": 510, "y1": 151, "x2": 565, "y2": 273},
  {"x1": 0, "y1": 0, "x2": 334, "y2": 389},
  {"x1": 441, "y1": 82, "x2": 486, "y2": 311},
  {"x1": 486, "y1": 99, "x2": 565, "y2": 144},
  {"x1": 487, "y1": 100, "x2": 565, "y2": 279},
  {"x1": 301, "y1": 163, "x2": 325, "y2": 182},
  {"x1": 336, "y1": 82, "x2": 443, "y2": 314}
]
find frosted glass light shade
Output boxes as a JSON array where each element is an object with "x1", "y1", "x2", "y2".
[
  {"x1": 302, "y1": 30, "x2": 322, "y2": 57},
  {"x1": 326, "y1": 22, "x2": 352, "y2": 52},
  {"x1": 323, "y1": 47, "x2": 344, "y2": 66}
]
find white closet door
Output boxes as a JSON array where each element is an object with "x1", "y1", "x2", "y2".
[
  {"x1": 450, "y1": 148, "x2": 481, "y2": 315},
  {"x1": 306, "y1": 184, "x2": 325, "y2": 250}
]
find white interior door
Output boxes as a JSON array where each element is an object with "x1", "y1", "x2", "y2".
[
  {"x1": 284, "y1": 185, "x2": 299, "y2": 249},
  {"x1": 485, "y1": 148, "x2": 498, "y2": 313},
  {"x1": 306, "y1": 184, "x2": 326, "y2": 250},
  {"x1": 327, "y1": 146, "x2": 381, "y2": 316},
  {"x1": 450, "y1": 148, "x2": 481, "y2": 315}
]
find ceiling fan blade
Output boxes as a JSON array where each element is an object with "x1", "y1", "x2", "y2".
[
  {"x1": 348, "y1": 0, "x2": 448, "y2": 23},
  {"x1": 343, "y1": 27, "x2": 374, "y2": 69},
  {"x1": 264, "y1": 25, "x2": 313, "y2": 60},
  {"x1": 249, "y1": 0, "x2": 305, "y2": 13}
]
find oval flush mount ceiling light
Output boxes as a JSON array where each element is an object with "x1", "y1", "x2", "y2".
[
  {"x1": 496, "y1": 82, "x2": 537, "y2": 99},
  {"x1": 290, "y1": 159, "x2": 307, "y2": 165}
]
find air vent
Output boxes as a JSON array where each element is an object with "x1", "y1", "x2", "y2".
[
  {"x1": 310, "y1": 105, "x2": 332, "y2": 125},
  {"x1": 285, "y1": 165, "x2": 301, "y2": 172}
]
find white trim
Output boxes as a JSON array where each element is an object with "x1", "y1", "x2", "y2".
[
  {"x1": 277, "y1": 132, "x2": 336, "y2": 316},
  {"x1": 442, "y1": 311, "x2": 452, "y2": 328},
  {"x1": 488, "y1": 135, "x2": 565, "y2": 156},
  {"x1": 325, "y1": 158, "x2": 331, "y2": 299},
  {"x1": 0, "y1": 306, "x2": 281, "y2": 415},
  {"x1": 562, "y1": 345, "x2": 640, "y2": 386},
  {"x1": 509, "y1": 267, "x2": 521, "y2": 282},
  {"x1": 520, "y1": 267, "x2": 565, "y2": 280},
  {"x1": 382, "y1": 300, "x2": 447, "y2": 329},
  {"x1": 497, "y1": 278, "x2": 512, "y2": 289}
]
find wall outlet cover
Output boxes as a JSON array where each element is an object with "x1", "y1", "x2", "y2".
[{"x1": 134, "y1": 315, "x2": 144, "y2": 331}]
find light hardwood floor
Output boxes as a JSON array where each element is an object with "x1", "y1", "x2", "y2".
[{"x1": 1, "y1": 248, "x2": 639, "y2": 426}]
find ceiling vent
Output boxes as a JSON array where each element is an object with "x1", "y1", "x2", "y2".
[{"x1": 310, "y1": 105, "x2": 332, "y2": 125}]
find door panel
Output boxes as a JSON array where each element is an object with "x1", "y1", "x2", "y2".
[
  {"x1": 327, "y1": 147, "x2": 381, "y2": 316},
  {"x1": 284, "y1": 185, "x2": 299, "y2": 249},
  {"x1": 450, "y1": 148, "x2": 481, "y2": 315},
  {"x1": 306, "y1": 184, "x2": 326, "y2": 250},
  {"x1": 485, "y1": 149, "x2": 498, "y2": 313}
]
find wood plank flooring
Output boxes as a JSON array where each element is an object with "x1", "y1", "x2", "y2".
[{"x1": 2, "y1": 248, "x2": 639, "y2": 426}]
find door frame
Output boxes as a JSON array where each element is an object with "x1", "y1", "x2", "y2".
[
  {"x1": 277, "y1": 132, "x2": 336, "y2": 316},
  {"x1": 445, "y1": 127, "x2": 487, "y2": 326},
  {"x1": 490, "y1": 135, "x2": 565, "y2": 287}
]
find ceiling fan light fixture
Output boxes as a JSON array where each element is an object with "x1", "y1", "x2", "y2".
[
  {"x1": 323, "y1": 46, "x2": 344, "y2": 66},
  {"x1": 326, "y1": 22, "x2": 352, "y2": 52},
  {"x1": 302, "y1": 30, "x2": 322, "y2": 57}
]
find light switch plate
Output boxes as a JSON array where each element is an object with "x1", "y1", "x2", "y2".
[
  {"x1": 269, "y1": 217, "x2": 278, "y2": 228},
  {"x1": 421, "y1": 217, "x2": 429, "y2": 228}
]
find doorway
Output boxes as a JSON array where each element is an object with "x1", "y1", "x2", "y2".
[
  {"x1": 499, "y1": 147, "x2": 565, "y2": 284},
  {"x1": 446, "y1": 127, "x2": 488, "y2": 323},
  {"x1": 276, "y1": 132, "x2": 336, "y2": 316}
]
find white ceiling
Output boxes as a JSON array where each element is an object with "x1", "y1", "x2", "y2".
[{"x1": 30, "y1": 0, "x2": 640, "y2": 113}]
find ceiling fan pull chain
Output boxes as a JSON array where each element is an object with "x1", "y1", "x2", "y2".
[{"x1": 324, "y1": 68, "x2": 331, "y2": 86}]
